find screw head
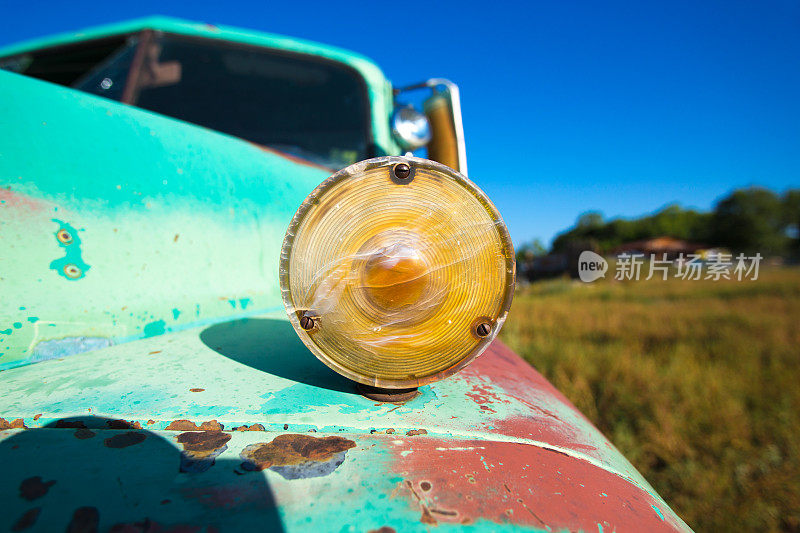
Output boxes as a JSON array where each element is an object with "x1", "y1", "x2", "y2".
[
  {"x1": 393, "y1": 163, "x2": 411, "y2": 180},
  {"x1": 475, "y1": 322, "x2": 492, "y2": 338},
  {"x1": 300, "y1": 315, "x2": 315, "y2": 330},
  {"x1": 56, "y1": 229, "x2": 73, "y2": 245},
  {"x1": 63, "y1": 264, "x2": 82, "y2": 279}
]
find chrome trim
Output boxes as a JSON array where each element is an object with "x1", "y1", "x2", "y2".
[{"x1": 395, "y1": 78, "x2": 468, "y2": 176}]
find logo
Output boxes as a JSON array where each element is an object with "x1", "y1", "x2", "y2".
[{"x1": 578, "y1": 251, "x2": 608, "y2": 282}]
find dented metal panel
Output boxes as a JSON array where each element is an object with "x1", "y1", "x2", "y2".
[{"x1": 0, "y1": 323, "x2": 692, "y2": 531}]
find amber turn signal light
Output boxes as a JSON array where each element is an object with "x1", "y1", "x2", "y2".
[{"x1": 279, "y1": 157, "x2": 515, "y2": 389}]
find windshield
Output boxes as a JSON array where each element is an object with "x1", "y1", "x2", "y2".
[{"x1": 2, "y1": 33, "x2": 371, "y2": 169}]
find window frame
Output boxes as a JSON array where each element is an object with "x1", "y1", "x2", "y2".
[{"x1": 1, "y1": 29, "x2": 376, "y2": 165}]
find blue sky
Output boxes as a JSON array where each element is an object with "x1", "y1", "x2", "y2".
[{"x1": 3, "y1": 0, "x2": 799, "y2": 247}]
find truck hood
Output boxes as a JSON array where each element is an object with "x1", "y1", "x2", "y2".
[{"x1": 0, "y1": 318, "x2": 691, "y2": 532}]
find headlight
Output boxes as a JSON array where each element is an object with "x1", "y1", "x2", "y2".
[
  {"x1": 279, "y1": 157, "x2": 515, "y2": 391},
  {"x1": 391, "y1": 106, "x2": 432, "y2": 151}
]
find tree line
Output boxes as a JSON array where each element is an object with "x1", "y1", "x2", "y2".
[{"x1": 518, "y1": 187, "x2": 800, "y2": 260}]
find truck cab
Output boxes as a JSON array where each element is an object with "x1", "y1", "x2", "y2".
[{"x1": 0, "y1": 17, "x2": 690, "y2": 532}]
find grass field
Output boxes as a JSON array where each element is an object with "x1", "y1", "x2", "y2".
[{"x1": 499, "y1": 267, "x2": 800, "y2": 532}]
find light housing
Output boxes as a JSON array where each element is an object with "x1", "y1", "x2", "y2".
[
  {"x1": 279, "y1": 157, "x2": 515, "y2": 389},
  {"x1": 391, "y1": 106, "x2": 432, "y2": 151}
]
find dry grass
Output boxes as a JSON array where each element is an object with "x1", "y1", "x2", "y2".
[{"x1": 500, "y1": 267, "x2": 800, "y2": 532}]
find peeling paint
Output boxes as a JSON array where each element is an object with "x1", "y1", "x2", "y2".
[
  {"x1": 165, "y1": 419, "x2": 224, "y2": 431},
  {"x1": 31, "y1": 337, "x2": 112, "y2": 362},
  {"x1": 240, "y1": 434, "x2": 356, "y2": 479},
  {"x1": 176, "y1": 431, "x2": 231, "y2": 473}
]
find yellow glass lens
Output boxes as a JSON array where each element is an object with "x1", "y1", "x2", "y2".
[{"x1": 279, "y1": 157, "x2": 515, "y2": 388}]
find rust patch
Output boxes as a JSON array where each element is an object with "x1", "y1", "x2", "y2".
[
  {"x1": 368, "y1": 528, "x2": 396, "y2": 533},
  {"x1": 104, "y1": 432, "x2": 146, "y2": 449},
  {"x1": 189, "y1": 388, "x2": 205, "y2": 393},
  {"x1": 240, "y1": 434, "x2": 355, "y2": 479},
  {"x1": 147, "y1": 419, "x2": 156, "y2": 425},
  {"x1": 148, "y1": 350, "x2": 162, "y2": 355},
  {"x1": 406, "y1": 429, "x2": 428, "y2": 436},
  {"x1": 19, "y1": 476, "x2": 56, "y2": 501},
  {"x1": 106, "y1": 419, "x2": 142, "y2": 430},
  {"x1": 233, "y1": 424, "x2": 265, "y2": 431},
  {"x1": 74, "y1": 428, "x2": 96, "y2": 440},
  {"x1": 165, "y1": 419, "x2": 223, "y2": 431},
  {"x1": 54, "y1": 420, "x2": 86, "y2": 429},
  {"x1": 11, "y1": 507, "x2": 41, "y2": 531},
  {"x1": 66, "y1": 506, "x2": 99, "y2": 533},
  {"x1": 176, "y1": 431, "x2": 231, "y2": 473},
  {"x1": 420, "y1": 481, "x2": 432, "y2": 491},
  {"x1": 0, "y1": 417, "x2": 27, "y2": 430},
  {"x1": 33, "y1": 414, "x2": 42, "y2": 421}
]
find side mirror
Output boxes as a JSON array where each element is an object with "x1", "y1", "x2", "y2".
[{"x1": 394, "y1": 79, "x2": 467, "y2": 175}]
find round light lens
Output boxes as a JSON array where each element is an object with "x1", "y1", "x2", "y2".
[
  {"x1": 391, "y1": 106, "x2": 432, "y2": 151},
  {"x1": 279, "y1": 157, "x2": 515, "y2": 389}
]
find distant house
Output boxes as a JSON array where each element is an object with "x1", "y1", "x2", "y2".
[{"x1": 610, "y1": 236, "x2": 704, "y2": 260}]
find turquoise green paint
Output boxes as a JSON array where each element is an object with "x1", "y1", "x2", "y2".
[
  {"x1": 172, "y1": 308, "x2": 181, "y2": 320},
  {"x1": 652, "y1": 504, "x2": 665, "y2": 521},
  {"x1": 143, "y1": 320, "x2": 167, "y2": 338},
  {"x1": 0, "y1": 69, "x2": 329, "y2": 369},
  {"x1": 49, "y1": 219, "x2": 90, "y2": 280},
  {"x1": 12, "y1": 323, "x2": 22, "y2": 329},
  {"x1": 0, "y1": 320, "x2": 693, "y2": 532},
  {"x1": 27, "y1": 317, "x2": 39, "y2": 323},
  {"x1": 0, "y1": 329, "x2": 11, "y2": 335},
  {"x1": 239, "y1": 298, "x2": 251, "y2": 309}
]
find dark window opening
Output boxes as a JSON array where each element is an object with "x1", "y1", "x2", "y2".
[
  {"x1": 131, "y1": 35, "x2": 370, "y2": 168},
  {"x1": 0, "y1": 32, "x2": 371, "y2": 169},
  {"x1": 0, "y1": 36, "x2": 134, "y2": 101}
]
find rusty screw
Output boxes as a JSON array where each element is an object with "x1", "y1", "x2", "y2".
[
  {"x1": 56, "y1": 229, "x2": 73, "y2": 245},
  {"x1": 475, "y1": 322, "x2": 492, "y2": 338},
  {"x1": 300, "y1": 315, "x2": 315, "y2": 330},
  {"x1": 393, "y1": 163, "x2": 411, "y2": 180},
  {"x1": 63, "y1": 264, "x2": 82, "y2": 279}
]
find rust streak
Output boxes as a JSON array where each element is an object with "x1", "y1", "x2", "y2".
[{"x1": 406, "y1": 429, "x2": 428, "y2": 436}]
